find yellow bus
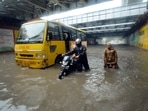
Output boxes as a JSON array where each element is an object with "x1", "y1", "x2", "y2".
[{"x1": 14, "y1": 19, "x2": 87, "y2": 68}]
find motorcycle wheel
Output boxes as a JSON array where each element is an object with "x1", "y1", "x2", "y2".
[{"x1": 58, "y1": 70, "x2": 66, "y2": 79}]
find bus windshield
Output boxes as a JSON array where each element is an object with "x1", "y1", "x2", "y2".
[{"x1": 16, "y1": 22, "x2": 45, "y2": 43}]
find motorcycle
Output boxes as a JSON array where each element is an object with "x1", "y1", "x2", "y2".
[{"x1": 58, "y1": 55, "x2": 82, "y2": 79}]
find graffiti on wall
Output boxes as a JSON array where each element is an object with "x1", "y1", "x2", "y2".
[
  {"x1": 138, "y1": 31, "x2": 144, "y2": 48},
  {"x1": 129, "y1": 23, "x2": 148, "y2": 50},
  {"x1": 129, "y1": 32, "x2": 138, "y2": 46}
]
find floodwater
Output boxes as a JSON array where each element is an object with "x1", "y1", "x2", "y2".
[{"x1": 0, "y1": 45, "x2": 148, "y2": 111}]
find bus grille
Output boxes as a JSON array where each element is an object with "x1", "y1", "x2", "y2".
[{"x1": 20, "y1": 54, "x2": 33, "y2": 57}]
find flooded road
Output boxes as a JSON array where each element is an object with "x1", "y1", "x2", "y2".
[{"x1": 0, "y1": 45, "x2": 148, "y2": 111}]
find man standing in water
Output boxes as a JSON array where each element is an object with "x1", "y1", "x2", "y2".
[{"x1": 104, "y1": 43, "x2": 118, "y2": 69}]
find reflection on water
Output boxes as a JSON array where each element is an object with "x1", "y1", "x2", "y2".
[
  {"x1": 0, "y1": 46, "x2": 148, "y2": 111},
  {"x1": 0, "y1": 98, "x2": 39, "y2": 111},
  {"x1": 84, "y1": 72, "x2": 105, "y2": 93}
]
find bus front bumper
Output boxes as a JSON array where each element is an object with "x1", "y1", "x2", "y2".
[{"x1": 15, "y1": 58, "x2": 48, "y2": 69}]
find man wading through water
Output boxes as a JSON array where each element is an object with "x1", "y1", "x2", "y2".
[{"x1": 104, "y1": 43, "x2": 118, "y2": 69}]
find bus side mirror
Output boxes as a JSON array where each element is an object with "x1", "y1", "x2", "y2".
[{"x1": 47, "y1": 32, "x2": 53, "y2": 40}]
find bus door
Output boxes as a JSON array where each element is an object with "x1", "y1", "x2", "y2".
[{"x1": 46, "y1": 31, "x2": 66, "y2": 65}]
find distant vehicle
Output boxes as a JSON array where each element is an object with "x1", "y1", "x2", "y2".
[{"x1": 14, "y1": 19, "x2": 87, "y2": 68}]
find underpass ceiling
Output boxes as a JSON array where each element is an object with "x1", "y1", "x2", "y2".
[
  {"x1": 0, "y1": 0, "x2": 111, "y2": 20},
  {"x1": 0, "y1": 0, "x2": 147, "y2": 37},
  {"x1": 73, "y1": 15, "x2": 139, "y2": 37}
]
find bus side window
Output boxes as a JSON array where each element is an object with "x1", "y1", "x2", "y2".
[
  {"x1": 63, "y1": 32, "x2": 70, "y2": 41},
  {"x1": 58, "y1": 26, "x2": 63, "y2": 40},
  {"x1": 77, "y1": 31, "x2": 86, "y2": 40},
  {"x1": 71, "y1": 30, "x2": 77, "y2": 40},
  {"x1": 48, "y1": 22, "x2": 60, "y2": 40},
  {"x1": 47, "y1": 31, "x2": 53, "y2": 40}
]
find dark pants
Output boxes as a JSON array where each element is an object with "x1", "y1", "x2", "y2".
[{"x1": 79, "y1": 55, "x2": 90, "y2": 71}]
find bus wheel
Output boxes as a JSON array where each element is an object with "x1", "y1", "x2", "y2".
[{"x1": 55, "y1": 55, "x2": 62, "y2": 64}]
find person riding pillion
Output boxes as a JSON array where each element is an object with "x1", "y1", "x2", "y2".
[{"x1": 64, "y1": 38, "x2": 90, "y2": 71}]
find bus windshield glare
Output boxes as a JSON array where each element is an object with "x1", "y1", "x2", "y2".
[{"x1": 16, "y1": 22, "x2": 45, "y2": 43}]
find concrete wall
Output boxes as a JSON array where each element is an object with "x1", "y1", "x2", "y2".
[{"x1": 0, "y1": 28, "x2": 18, "y2": 52}]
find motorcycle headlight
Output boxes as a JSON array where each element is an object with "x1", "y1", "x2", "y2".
[
  {"x1": 63, "y1": 61, "x2": 68, "y2": 65},
  {"x1": 36, "y1": 54, "x2": 46, "y2": 58}
]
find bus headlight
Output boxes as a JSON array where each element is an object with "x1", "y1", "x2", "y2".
[{"x1": 36, "y1": 54, "x2": 46, "y2": 58}]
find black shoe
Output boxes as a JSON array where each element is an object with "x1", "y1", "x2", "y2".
[
  {"x1": 77, "y1": 69, "x2": 82, "y2": 72},
  {"x1": 58, "y1": 75, "x2": 63, "y2": 80},
  {"x1": 85, "y1": 69, "x2": 90, "y2": 72}
]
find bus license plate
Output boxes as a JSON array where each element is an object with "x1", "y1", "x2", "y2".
[{"x1": 23, "y1": 61, "x2": 29, "y2": 66}]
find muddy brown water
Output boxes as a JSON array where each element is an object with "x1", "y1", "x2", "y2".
[{"x1": 0, "y1": 45, "x2": 148, "y2": 111}]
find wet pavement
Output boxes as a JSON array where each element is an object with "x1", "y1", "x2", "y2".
[{"x1": 0, "y1": 45, "x2": 148, "y2": 111}]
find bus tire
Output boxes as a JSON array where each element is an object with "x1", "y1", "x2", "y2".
[{"x1": 55, "y1": 54, "x2": 62, "y2": 64}]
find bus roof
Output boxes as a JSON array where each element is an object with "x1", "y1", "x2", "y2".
[
  {"x1": 23, "y1": 18, "x2": 85, "y2": 33},
  {"x1": 49, "y1": 20, "x2": 85, "y2": 33}
]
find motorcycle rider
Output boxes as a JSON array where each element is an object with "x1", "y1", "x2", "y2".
[
  {"x1": 64, "y1": 38, "x2": 90, "y2": 72},
  {"x1": 104, "y1": 43, "x2": 118, "y2": 69}
]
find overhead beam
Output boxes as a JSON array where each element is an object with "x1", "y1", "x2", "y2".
[
  {"x1": 24, "y1": 0, "x2": 50, "y2": 12},
  {"x1": 79, "y1": 22, "x2": 135, "y2": 30},
  {"x1": 54, "y1": 0, "x2": 68, "y2": 9},
  {"x1": 7, "y1": 5, "x2": 34, "y2": 14},
  {"x1": 77, "y1": 0, "x2": 86, "y2": 5},
  {"x1": 86, "y1": 27, "x2": 131, "y2": 33}
]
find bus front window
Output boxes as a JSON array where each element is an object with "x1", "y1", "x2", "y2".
[{"x1": 16, "y1": 22, "x2": 45, "y2": 43}]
